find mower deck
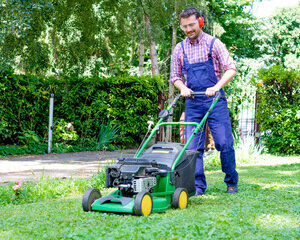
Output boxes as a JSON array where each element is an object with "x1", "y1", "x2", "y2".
[{"x1": 91, "y1": 190, "x2": 172, "y2": 214}]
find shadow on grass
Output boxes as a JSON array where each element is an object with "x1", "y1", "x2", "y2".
[{"x1": 196, "y1": 162, "x2": 300, "y2": 203}]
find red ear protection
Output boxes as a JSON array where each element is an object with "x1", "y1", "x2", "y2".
[{"x1": 198, "y1": 16, "x2": 204, "y2": 28}]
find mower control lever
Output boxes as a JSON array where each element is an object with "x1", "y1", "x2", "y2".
[{"x1": 158, "y1": 109, "x2": 171, "y2": 120}]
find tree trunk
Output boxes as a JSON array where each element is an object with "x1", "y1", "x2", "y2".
[
  {"x1": 144, "y1": 15, "x2": 159, "y2": 76},
  {"x1": 166, "y1": 0, "x2": 178, "y2": 142},
  {"x1": 105, "y1": 37, "x2": 114, "y2": 56},
  {"x1": 150, "y1": 40, "x2": 159, "y2": 75},
  {"x1": 138, "y1": 39, "x2": 144, "y2": 77},
  {"x1": 51, "y1": 30, "x2": 58, "y2": 63},
  {"x1": 50, "y1": 29, "x2": 59, "y2": 78},
  {"x1": 144, "y1": 14, "x2": 163, "y2": 141}
]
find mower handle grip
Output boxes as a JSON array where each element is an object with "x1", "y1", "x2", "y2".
[
  {"x1": 174, "y1": 91, "x2": 206, "y2": 100},
  {"x1": 190, "y1": 91, "x2": 206, "y2": 96},
  {"x1": 191, "y1": 91, "x2": 221, "y2": 98}
]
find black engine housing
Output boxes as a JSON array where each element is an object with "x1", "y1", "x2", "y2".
[{"x1": 105, "y1": 143, "x2": 198, "y2": 196}]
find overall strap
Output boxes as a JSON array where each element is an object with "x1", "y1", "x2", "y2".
[
  {"x1": 180, "y1": 41, "x2": 189, "y2": 64},
  {"x1": 208, "y1": 37, "x2": 217, "y2": 59}
]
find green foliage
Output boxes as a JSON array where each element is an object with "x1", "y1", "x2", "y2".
[
  {"x1": 0, "y1": 0, "x2": 104, "y2": 77},
  {"x1": 204, "y1": 135, "x2": 265, "y2": 169},
  {"x1": 256, "y1": 65, "x2": 300, "y2": 155},
  {"x1": 208, "y1": 0, "x2": 261, "y2": 59},
  {"x1": 0, "y1": 0, "x2": 258, "y2": 78},
  {"x1": 253, "y1": 5, "x2": 300, "y2": 68},
  {"x1": 96, "y1": 122, "x2": 120, "y2": 150},
  {"x1": 0, "y1": 69, "x2": 165, "y2": 154},
  {"x1": 235, "y1": 136, "x2": 264, "y2": 164},
  {"x1": 223, "y1": 57, "x2": 264, "y2": 131},
  {"x1": 0, "y1": 171, "x2": 106, "y2": 205},
  {"x1": 17, "y1": 130, "x2": 40, "y2": 146},
  {"x1": 53, "y1": 119, "x2": 79, "y2": 143},
  {"x1": 204, "y1": 150, "x2": 221, "y2": 169}
]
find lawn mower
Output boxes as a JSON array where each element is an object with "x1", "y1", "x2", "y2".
[{"x1": 82, "y1": 91, "x2": 221, "y2": 216}]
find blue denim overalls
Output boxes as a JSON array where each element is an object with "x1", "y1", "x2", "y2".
[{"x1": 181, "y1": 38, "x2": 238, "y2": 194}]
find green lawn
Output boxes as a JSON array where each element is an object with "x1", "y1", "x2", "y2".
[{"x1": 0, "y1": 157, "x2": 299, "y2": 240}]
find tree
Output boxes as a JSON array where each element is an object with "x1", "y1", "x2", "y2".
[
  {"x1": 0, "y1": 0, "x2": 106, "y2": 77},
  {"x1": 205, "y1": 0, "x2": 260, "y2": 58},
  {"x1": 0, "y1": 0, "x2": 53, "y2": 74},
  {"x1": 253, "y1": 5, "x2": 300, "y2": 69}
]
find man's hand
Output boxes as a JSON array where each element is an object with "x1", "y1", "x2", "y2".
[
  {"x1": 205, "y1": 85, "x2": 220, "y2": 97},
  {"x1": 174, "y1": 80, "x2": 193, "y2": 97},
  {"x1": 181, "y1": 86, "x2": 193, "y2": 97}
]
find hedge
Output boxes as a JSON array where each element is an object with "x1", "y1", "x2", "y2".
[
  {"x1": 256, "y1": 65, "x2": 300, "y2": 155},
  {"x1": 0, "y1": 66, "x2": 164, "y2": 151}
]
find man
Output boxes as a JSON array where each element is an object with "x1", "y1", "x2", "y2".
[{"x1": 170, "y1": 7, "x2": 238, "y2": 195}]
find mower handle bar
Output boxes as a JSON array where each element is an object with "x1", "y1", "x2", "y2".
[
  {"x1": 177, "y1": 91, "x2": 220, "y2": 97},
  {"x1": 190, "y1": 91, "x2": 207, "y2": 96},
  {"x1": 172, "y1": 91, "x2": 220, "y2": 107}
]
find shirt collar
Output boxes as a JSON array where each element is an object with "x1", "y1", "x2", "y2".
[{"x1": 187, "y1": 31, "x2": 204, "y2": 45}]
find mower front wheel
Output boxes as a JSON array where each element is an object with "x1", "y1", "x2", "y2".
[
  {"x1": 82, "y1": 188, "x2": 101, "y2": 212},
  {"x1": 172, "y1": 188, "x2": 188, "y2": 209},
  {"x1": 134, "y1": 191, "x2": 153, "y2": 216}
]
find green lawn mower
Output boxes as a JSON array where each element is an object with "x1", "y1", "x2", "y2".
[{"x1": 82, "y1": 92, "x2": 221, "y2": 216}]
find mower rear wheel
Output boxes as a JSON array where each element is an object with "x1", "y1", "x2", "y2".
[
  {"x1": 134, "y1": 191, "x2": 153, "y2": 216},
  {"x1": 82, "y1": 188, "x2": 101, "y2": 212},
  {"x1": 172, "y1": 188, "x2": 188, "y2": 209}
]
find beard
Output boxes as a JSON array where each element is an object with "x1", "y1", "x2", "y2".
[{"x1": 186, "y1": 29, "x2": 201, "y2": 41}]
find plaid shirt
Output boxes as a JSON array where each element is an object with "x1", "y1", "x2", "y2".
[{"x1": 170, "y1": 32, "x2": 236, "y2": 84}]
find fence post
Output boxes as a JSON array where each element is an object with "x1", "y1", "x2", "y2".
[
  {"x1": 48, "y1": 94, "x2": 54, "y2": 154},
  {"x1": 254, "y1": 91, "x2": 260, "y2": 145}
]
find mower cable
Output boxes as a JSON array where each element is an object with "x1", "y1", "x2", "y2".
[{"x1": 134, "y1": 126, "x2": 152, "y2": 157}]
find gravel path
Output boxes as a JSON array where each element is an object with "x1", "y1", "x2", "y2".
[{"x1": 0, "y1": 150, "x2": 136, "y2": 184}]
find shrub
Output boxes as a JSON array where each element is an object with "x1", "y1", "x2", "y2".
[
  {"x1": 256, "y1": 65, "x2": 300, "y2": 155},
  {"x1": 0, "y1": 66, "x2": 164, "y2": 154}
]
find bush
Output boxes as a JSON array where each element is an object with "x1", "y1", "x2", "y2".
[
  {"x1": 256, "y1": 65, "x2": 300, "y2": 155},
  {"x1": 0, "y1": 66, "x2": 164, "y2": 154}
]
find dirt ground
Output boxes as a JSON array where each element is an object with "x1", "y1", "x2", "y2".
[{"x1": 0, "y1": 150, "x2": 136, "y2": 184}]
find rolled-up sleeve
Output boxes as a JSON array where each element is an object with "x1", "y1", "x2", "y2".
[
  {"x1": 213, "y1": 39, "x2": 236, "y2": 72},
  {"x1": 170, "y1": 43, "x2": 184, "y2": 84}
]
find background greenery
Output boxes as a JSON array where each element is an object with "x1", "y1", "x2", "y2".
[
  {"x1": 0, "y1": 67, "x2": 164, "y2": 154},
  {"x1": 255, "y1": 65, "x2": 300, "y2": 155},
  {"x1": 0, "y1": 0, "x2": 299, "y2": 154}
]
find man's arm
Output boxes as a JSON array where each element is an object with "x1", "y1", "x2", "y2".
[
  {"x1": 174, "y1": 80, "x2": 193, "y2": 97},
  {"x1": 170, "y1": 43, "x2": 194, "y2": 97},
  {"x1": 170, "y1": 43, "x2": 195, "y2": 97},
  {"x1": 206, "y1": 69, "x2": 236, "y2": 97},
  {"x1": 206, "y1": 39, "x2": 237, "y2": 97}
]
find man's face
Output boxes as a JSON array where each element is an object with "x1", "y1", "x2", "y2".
[{"x1": 180, "y1": 15, "x2": 201, "y2": 41}]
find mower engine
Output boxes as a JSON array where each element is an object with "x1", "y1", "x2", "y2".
[{"x1": 105, "y1": 158, "x2": 162, "y2": 196}]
